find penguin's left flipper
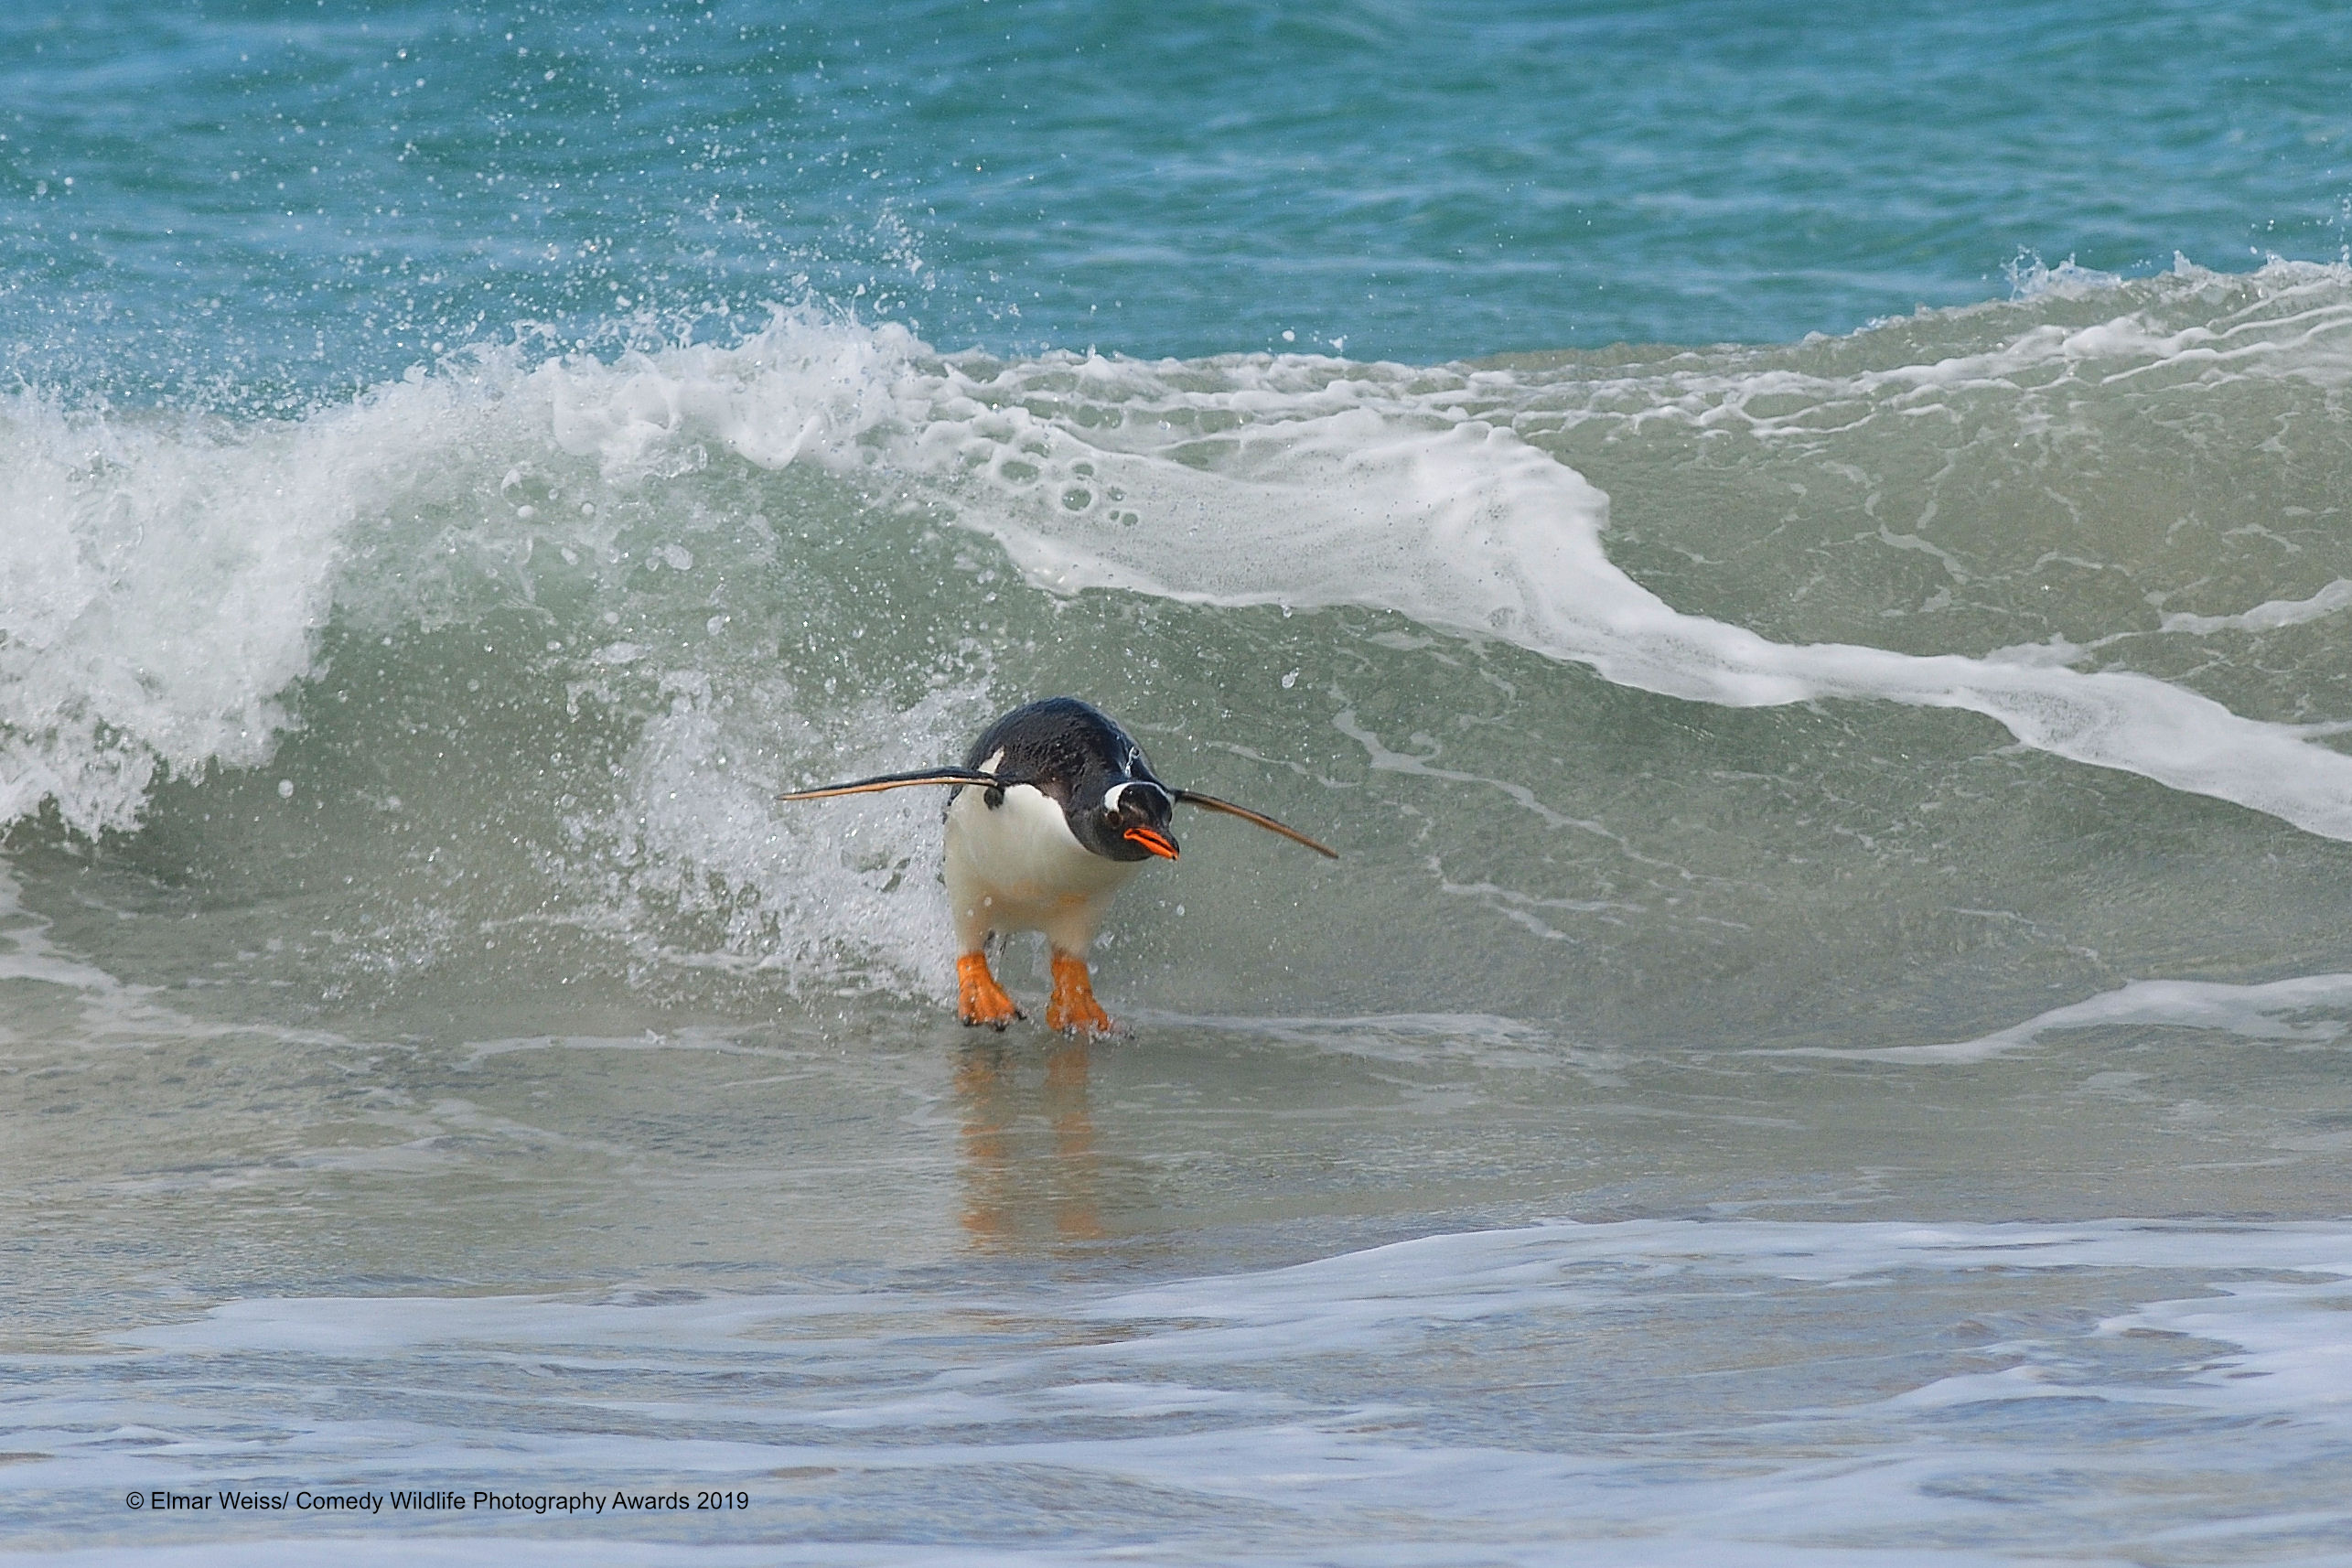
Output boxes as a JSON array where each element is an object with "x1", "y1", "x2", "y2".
[
  {"x1": 1173, "y1": 789, "x2": 1338, "y2": 858},
  {"x1": 779, "y1": 767, "x2": 1006, "y2": 802}
]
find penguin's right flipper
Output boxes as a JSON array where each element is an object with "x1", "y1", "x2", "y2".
[
  {"x1": 779, "y1": 767, "x2": 1005, "y2": 802},
  {"x1": 1173, "y1": 789, "x2": 1339, "y2": 858}
]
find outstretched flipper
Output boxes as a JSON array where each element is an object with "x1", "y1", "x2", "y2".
[
  {"x1": 779, "y1": 766, "x2": 1005, "y2": 802},
  {"x1": 778, "y1": 757, "x2": 1336, "y2": 856},
  {"x1": 1172, "y1": 789, "x2": 1338, "y2": 858}
]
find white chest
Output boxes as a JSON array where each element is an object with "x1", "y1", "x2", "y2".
[
  {"x1": 944, "y1": 783, "x2": 1136, "y2": 900},
  {"x1": 941, "y1": 782, "x2": 1145, "y2": 952}
]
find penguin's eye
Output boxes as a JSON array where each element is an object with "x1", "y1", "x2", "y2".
[{"x1": 1104, "y1": 779, "x2": 1168, "y2": 822}]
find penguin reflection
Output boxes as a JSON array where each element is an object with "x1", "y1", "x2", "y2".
[{"x1": 953, "y1": 1038, "x2": 1103, "y2": 1244}]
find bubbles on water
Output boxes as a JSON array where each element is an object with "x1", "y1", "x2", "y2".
[{"x1": 588, "y1": 671, "x2": 996, "y2": 999}]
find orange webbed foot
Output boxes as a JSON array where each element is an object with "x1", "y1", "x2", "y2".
[
  {"x1": 1046, "y1": 951, "x2": 1115, "y2": 1036},
  {"x1": 956, "y1": 952, "x2": 1023, "y2": 1029}
]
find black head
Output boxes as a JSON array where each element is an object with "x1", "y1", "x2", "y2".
[
  {"x1": 1077, "y1": 774, "x2": 1180, "y2": 863},
  {"x1": 962, "y1": 696, "x2": 1182, "y2": 863}
]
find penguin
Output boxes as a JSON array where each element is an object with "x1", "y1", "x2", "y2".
[{"x1": 779, "y1": 697, "x2": 1336, "y2": 1034}]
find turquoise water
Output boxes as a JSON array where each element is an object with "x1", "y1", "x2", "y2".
[
  {"x1": 8, "y1": 0, "x2": 2350, "y2": 392},
  {"x1": 7, "y1": 5, "x2": 2352, "y2": 1565}
]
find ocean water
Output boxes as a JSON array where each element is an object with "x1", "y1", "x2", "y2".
[{"x1": 6, "y1": 3, "x2": 2352, "y2": 1563}]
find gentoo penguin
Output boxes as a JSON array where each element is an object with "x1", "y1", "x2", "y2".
[{"x1": 779, "y1": 697, "x2": 1336, "y2": 1034}]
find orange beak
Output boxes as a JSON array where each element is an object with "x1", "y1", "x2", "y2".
[{"x1": 1122, "y1": 825, "x2": 1179, "y2": 860}]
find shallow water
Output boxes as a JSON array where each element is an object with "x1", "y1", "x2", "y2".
[
  {"x1": 9, "y1": 929, "x2": 2352, "y2": 1563},
  {"x1": 7, "y1": 2, "x2": 2352, "y2": 1563}
]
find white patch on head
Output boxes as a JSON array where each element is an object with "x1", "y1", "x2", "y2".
[
  {"x1": 980, "y1": 747, "x2": 1005, "y2": 775},
  {"x1": 1104, "y1": 779, "x2": 1171, "y2": 813}
]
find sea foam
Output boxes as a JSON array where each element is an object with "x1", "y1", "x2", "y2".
[
  {"x1": 9, "y1": 268, "x2": 2352, "y2": 855},
  {"x1": 23, "y1": 1217, "x2": 2350, "y2": 1566}
]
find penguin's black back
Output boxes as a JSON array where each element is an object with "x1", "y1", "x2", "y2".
[{"x1": 963, "y1": 697, "x2": 1155, "y2": 806}]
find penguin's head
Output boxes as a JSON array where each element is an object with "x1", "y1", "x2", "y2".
[{"x1": 1078, "y1": 777, "x2": 1180, "y2": 863}]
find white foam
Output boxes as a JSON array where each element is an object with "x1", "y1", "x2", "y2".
[
  {"x1": 0, "y1": 394, "x2": 338, "y2": 833},
  {"x1": 2107, "y1": 1273, "x2": 2352, "y2": 1416},
  {"x1": 1090, "y1": 1216, "x2": 2352, "y2": 1326},
  {"x1": 16, "y1": 273, "x2": 2352, "y2": 857},
  {"x1": 601, "y1": 671, "x2": 992, "y2": 998},
  {"x1": 109, "y1": 1216, "x2": 2352, "y2": 1386},
  {"x1": 512, "y1": 274, "x2": 2352, "y2": 845},
  {"x1": 0, "y1": 349, "x2": 624, "y2": 834},
  {"x1": 2003, "y1": 252, "x2": 2127, "y2": 302},
  {"x1": 1767, "y1": 971, "x2": 2352, "y2": 1063},
  {"x1": 870, "y1": 380, "x2": 2352, "y2": 845},
  {"x1": 2159, "y1": 577, "x2": 2352, "y2": 637},
  {"x1": 26, "y1": 1218, "x2": 2351, "y2": 1566}
]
